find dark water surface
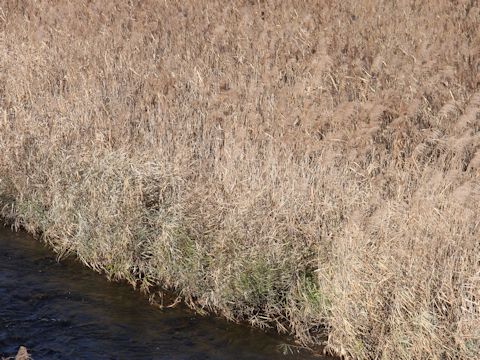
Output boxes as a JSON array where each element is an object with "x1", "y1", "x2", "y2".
[{"x1": 0, "y1": 227, "x2": 328, "y2": 360}]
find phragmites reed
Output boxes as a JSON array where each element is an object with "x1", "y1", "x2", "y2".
[{"x1": 0, "y1": 1, "x2": 479, "y2": 359}]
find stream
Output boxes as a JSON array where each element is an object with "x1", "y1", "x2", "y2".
[{"x1": 0, "y1": 226, "x2": 330, "y2": 359}]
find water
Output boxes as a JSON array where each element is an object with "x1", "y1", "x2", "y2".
[{"x1": 0, "y1": 227, "x2": 330, "y2": 359}]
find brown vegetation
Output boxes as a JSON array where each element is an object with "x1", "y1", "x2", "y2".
[{"x1": 0, "y1": 1, "x2": 479, "y2": 358}]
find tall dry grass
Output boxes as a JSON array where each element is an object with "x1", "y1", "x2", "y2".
[{"x1": 0, "y1": 1, "x2": 479, "y2": 358}]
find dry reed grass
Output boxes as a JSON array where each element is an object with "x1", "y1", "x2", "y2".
[{"x1": 0, "y1": 1, "x2": 479, "y2": 358}]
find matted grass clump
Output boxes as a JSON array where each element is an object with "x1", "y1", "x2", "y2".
[{"x1": 0, "y1": 1, "x2": 479, "y2": 358}]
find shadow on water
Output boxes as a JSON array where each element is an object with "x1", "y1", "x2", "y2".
[{"x1": 0, "y1": 227, "x2": 332, "y2": 360}]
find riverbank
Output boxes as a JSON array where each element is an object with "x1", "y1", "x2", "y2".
[
  {"x1": 0, "y1": 1, "x2": 479, "y2": 358},
  {"x1": 1, "y1": 226, "x2": 321, "y2": 359}
]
